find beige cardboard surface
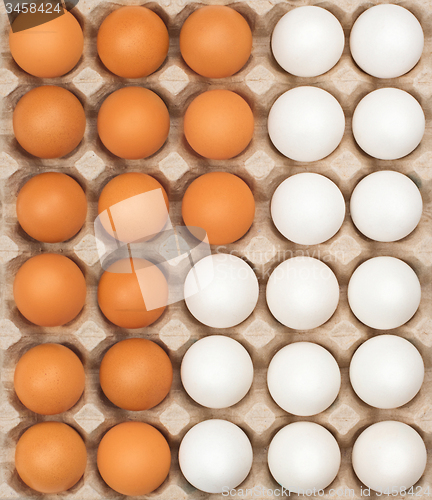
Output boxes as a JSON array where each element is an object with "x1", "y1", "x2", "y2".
[{"x1": 1, "y1": 0, "x2": 432, "y2": 498}]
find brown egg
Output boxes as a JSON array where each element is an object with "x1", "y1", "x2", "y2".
[
  {"x1": 97, "y1": 87, "x2": 169, "y2": 159},
  {"x1": 182, "y1": 172, "x2": 255, "y2": 245},
  {"x1": 14, "y1": 254, "x2": 86, "y2": 327},
  {"x1": 97, "y1": 258, "x2": 167, "y2": 329},
  {"x1": 17, "y1": 172, "x2": 87, "y2": 243},
  {"x1": 15, "y1": 422, "x2": 87, "y2": 494},
  {"x1": 100, "y1": 338, "x2": 172, "y2": 411},
  {"x1": 97, "y1": 6, "x2": 169, "y2": 78},
  {"x1": 13, "y1": 86, "x2": 86, "y2": 159},
  {"x1": 9, "y1": 10, "x2": 83, "y2": 78},
  {"x1": 14, "y1": 343, "x2": 85, "y2": 415},
  {"x1": 97, "y1": 422, "x2": 170, "y2": 496},
  {"x1": 98, "y1": 172, "x2": 169, "y2": 243},
  {"x1": 184, "y1": 90, "x2": 254, "y2": 160},
  {"x1": 180, "y1": 6, "x2": 252, "y2": 78}
]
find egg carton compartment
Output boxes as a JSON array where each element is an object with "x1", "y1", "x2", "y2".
[{"x1": 1, "y1": 0, "x2": 432, "y2": 498}]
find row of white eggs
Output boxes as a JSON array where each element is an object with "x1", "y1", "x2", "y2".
[
  {"x1": 181, "y1": 336, "x2": 418, "y2": 495},
  {"x1": 272, "y1": 4, "x2": 424, "y2": 79},
  {"x1": 179, "y1": 418, "x2": 426, "y2": 495},
  {"x1": 182, "y1": 334, "x2": 424, "y2": 413},
  {"x1": 268, "y1": 86, "x2": 425, "y2": 162},
  {"x1": 271, "y1": 170, "x2": 422, "y2": 245},
  {"x1": 185, "y1": 254, "x2": 420, "y2": 331}
]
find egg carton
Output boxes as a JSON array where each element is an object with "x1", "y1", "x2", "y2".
[{"x1": 1, "y1": 0, "x2": 432, "y2": 498}]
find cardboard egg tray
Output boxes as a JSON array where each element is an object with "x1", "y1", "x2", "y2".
[{"x1": 1, "y1": 0, "x2": 432, "y2": 498}]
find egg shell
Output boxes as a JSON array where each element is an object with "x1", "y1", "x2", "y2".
[
  {"x1": 100, "y1": 338, "x2": 172, "y2": 411},
  {"x1": 266, "y1": 256, "x2": 340, "y2": 330},
  {"x1": 98, "y1": 172, "x2": 169, "y2": 243},
  {"x1": 179, "y1": 419, "x2": 253, "y2": 494},
  {"x1": 347, "y1": 256, "x2": 421, "y2": 330},
  {"x1": 181, "y1": 335, "x2": 254, "y2": 409},
  {"x1": 267, "y1": 342, "x2": 341, "y2": 416},
  {"x1": 180, "y1": 5, "x2": 252, "y2": 78},
  {"x1": 352, "y1": 421, "x2": 427, "y2": 492},
  {"x1": 271, "y1": 6, "x2": 344, "y2": 77},
  {"x1": 97, "y1": 6, "x2": 169, "y2": 78},
  {"x1": 352, "y1": 88, "x2": 425, "y2": 160},
  {"x1": 97, "y1": 87, "x2": 170, "y2": 159},
  {"x1": 14, "y1": 343, "x2": 85, "y2": 415},
  {"x1": 16, "y1": 172, "x2": 87, "y2": 243},
  {"x1": 97, "y1": 258, "x2": 168, "y2": 329},
  {"x1": 350, "y1": 4, "x2": 424, "y2": 79},
  {"x1": 350, "y1": 170, "x2": 423, "y2": 242},
  {"x1": 9, "y1": 10, "x2": 83, "y2": 78},
  {"x1": 13, "y1": 253, "x2": 86, "y2": 327},
  {"x1": 13, "y1": 86, "x2": 86, "y2": 159},
  {"x1": 97, "y1": 422, "x2": 171, "y2": 496},
  {"x1": 182, "y1": 171, "x2": 255, "y2": 245},
  {"x1": 268, "y1": 86, "x2": 345, "y2": 162},
  {"x1": 184, "y1": 89, "x2": 254, "y2": 160},
  {"x1": 15, "y1": 422, "x2": 87, "y2": 494},
  {"x1": 184, "y1": 253, "x2": 259, "y2": 329},
  {"x1": 270, "y1": 172, "x2": 345, "y2": 245},
  {"x1": 349, "y1": 335, "x2": 424, "y2": 409},
  {"x1": 268, "y1": 422, "x2": 341, "y2": 493}
]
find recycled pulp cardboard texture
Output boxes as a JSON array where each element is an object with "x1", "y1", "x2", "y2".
[{"x1": 0, "y1": 0, "x2": 432, "y2": 498}]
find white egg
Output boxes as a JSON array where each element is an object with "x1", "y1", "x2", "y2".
[
  {"x1": 350, "y1": 335, "x2": 424, "y2": 409},
  {"x1": 181, "y1": 335, "x2": 253, "y2": 409},
  {"x1": 271, "y1": 173, "x2": 345, "y2": 245},
  {"x1": 268, "y1": 422, "x2": 341, "y2": 493},
  {"x1": 268, "y1": 87, "x2": 345, "y2": 162},
  {"x1": 266, "y1": 257, "x2": 339, "y2": 330},
  {"x1": 350, "y1": 4, "x2": 424, "y2": 79},
  {"x1": 267, "y1": 342, "x2": 341, "y2": 416},
  {"x1": 184, "y1": 253, "x2": 259, "y2": 329},
  {"x1": 348, "y1": 256, "x2": 421, "y2": 330},
  {"x1": 179, "y1": 419, "x2": 253, "y2": 494},
  {"x1": 352, "y1": 421, "x2": 427, "y2": 492},
  {"x1": 352, "y1": 88, "x2": 425, "y2": 160},
  {"x1": 350, "y1": 171, "x2": 422, "y2": 242},
  {"x1": 271, "y1": 6, "x2": 344, "y2": 77}
]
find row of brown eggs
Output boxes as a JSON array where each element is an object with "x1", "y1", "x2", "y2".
[
  {"x1": 13, "y1": 85, "x2": 254, "y2": 161},
  {"x1": 10, "y1": 5, "x2": 252, "y2": 79}
]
